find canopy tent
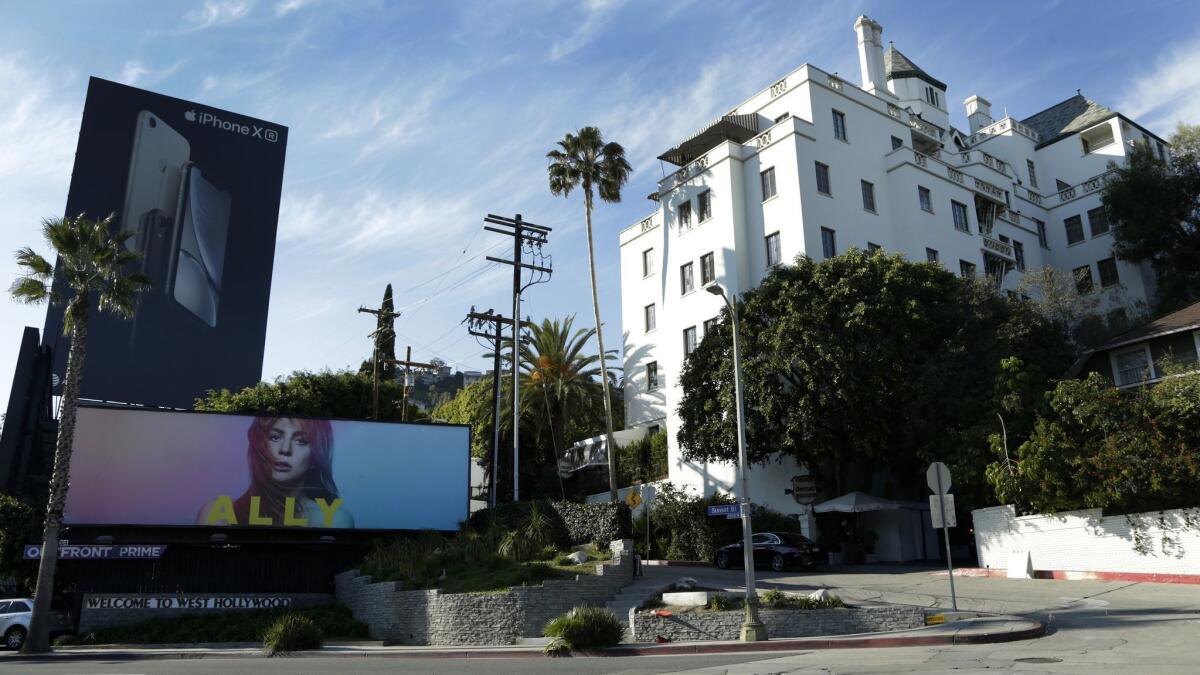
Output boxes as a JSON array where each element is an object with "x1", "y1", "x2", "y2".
[{"x1": 813, "y1": 491, "x2": 903, "y2": 514}]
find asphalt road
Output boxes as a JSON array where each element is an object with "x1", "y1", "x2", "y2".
[{"x1": 7, "y1": 566, "x2": 1200, "y2": 673}]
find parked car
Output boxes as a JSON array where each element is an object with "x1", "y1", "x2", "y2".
[
  {"x1": 713, "y1": 532, "x2": 827, "y2": 572},
  {"x1": 0, "y1": 598, "x2": 73, "y2": 650}
]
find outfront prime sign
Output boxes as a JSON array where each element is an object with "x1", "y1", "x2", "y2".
[
  {"x1": 23, "y1": 544, "x2": 166, "y2": 560},
  {"x1": 64, "y1": 406, "x2": 471, "y2": 531},
  {"x1": 43, "y1": 77, "x2": 288, "y2": 409}
]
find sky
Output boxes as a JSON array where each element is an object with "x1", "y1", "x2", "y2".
[{"x1": 2, "y1": 0, "x2": 1199, "y2": 416}]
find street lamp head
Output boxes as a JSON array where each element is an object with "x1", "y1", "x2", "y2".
[{"x1": 705, "y1": 285, "x2": 725, "y2": 297}]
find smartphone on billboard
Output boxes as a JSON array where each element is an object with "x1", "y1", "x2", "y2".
[
  {"x1": 169, "y1": 162, "x2": 231, "y2": 327},
  {"x1": 121, "y1": 111, "x2": 190, "y2": 252}
]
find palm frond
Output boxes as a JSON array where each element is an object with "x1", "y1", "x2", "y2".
[{"x1": 9, "y1": 277, "x2": 51, "y2": 304}]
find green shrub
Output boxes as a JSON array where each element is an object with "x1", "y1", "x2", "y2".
[
  {"x1": 261, "y1": 613, "x2": 322, "y2": 656},
  {"x1": 707, "y1": 594, "x2": 741, "y2": 611},
  {"x1": 616, "y1": 431, "x2": 668, "y2": 486},
  {"x1": 543, "y1": 606, "x2": 625, "y2": 653},
  {"x1": 761, "y1": 588, "x2": 784, "y2": 607},
  {"x1": 468, "y1": 500, "x2": 631, "y2": 548}
]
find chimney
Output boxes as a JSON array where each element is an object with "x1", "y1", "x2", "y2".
[
  {"x1": 965, "y1": 95, "x2": 993, "y2": 133},
  {"x1": 854, "y1": 16, "x2": 886, "y2": 95}
]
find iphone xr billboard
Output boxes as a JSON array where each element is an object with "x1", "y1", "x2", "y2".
[
  {"x1": 64, "y1": 407, "x2": 471, "y2": 531},
  {"x1": 42, "y1": 77, "x2": 287, "y2": 408}
]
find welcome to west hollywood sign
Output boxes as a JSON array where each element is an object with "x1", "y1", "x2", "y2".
[{"x1": 84, "y1": 596, "x2": 294, "y2": 610}]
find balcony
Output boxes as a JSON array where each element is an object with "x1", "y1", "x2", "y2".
[
  {"x1": 967, "y1": 116, "x2": 1043, "y2": 145},
  {"x1": 909, "y1": 115, "x2": 942, "y2": 141},
  {"x1": 982, "y1": 235, "x2": 1015, "y2": 260},
  {"x1": 1054, "y1": 171, "x2": 1113, "y2": 204}
]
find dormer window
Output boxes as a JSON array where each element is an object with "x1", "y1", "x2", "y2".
[{"x1": 1080, "y1": 123, "x2": 1115, "y2": 154}]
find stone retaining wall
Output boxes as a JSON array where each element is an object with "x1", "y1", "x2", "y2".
[
  {"x1": 632, "y1": 605, "x2": 924, "y2": 642},
  {"x1": 78, "y1": 593, "x2": 332, "y2": 632},
  {"x1": 336, "y1": 539, "x2": 635, "y2": 645}
]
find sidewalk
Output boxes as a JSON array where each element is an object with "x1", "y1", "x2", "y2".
[{"x1": 2, "y1": 615, "x2": 1043, "y2": 661}]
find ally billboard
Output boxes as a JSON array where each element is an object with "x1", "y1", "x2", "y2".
[{"x1": 64, "y1": 407, "x2": 470, "y2": 531}]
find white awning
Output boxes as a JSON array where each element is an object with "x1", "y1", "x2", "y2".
[
  {"x1": 813, "y1": 491, "x2": 904, "y2": 514},
  {"x1": 559, "y1": 428, "x2": 649, "y2": 474}
]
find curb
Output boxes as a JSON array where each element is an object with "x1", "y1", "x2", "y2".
[
  {"x1": 3, "y1": 619, "x2": 1045, "y2": 661},
  {"x1": 935, "y1": 567, "x2": 1200, "y2": 585}
]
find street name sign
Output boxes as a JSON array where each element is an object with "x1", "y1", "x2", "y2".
[{"x1": 706, "y1": 504, "x2": 740, "y2": 518}]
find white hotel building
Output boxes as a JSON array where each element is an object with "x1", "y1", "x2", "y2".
[{"x1": 616, "y1": 16, "x2": 1165, "y2": 543}]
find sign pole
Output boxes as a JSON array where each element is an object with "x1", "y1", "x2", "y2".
[{"x1": 936, "y1": 470, "x2": 958, "y2": 611}]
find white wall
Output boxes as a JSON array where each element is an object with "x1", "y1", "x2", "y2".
[{"x1": 973, "y1": 505, "x2": 1200, "y2": 575}]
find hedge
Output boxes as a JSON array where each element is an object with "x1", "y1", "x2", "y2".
[{"x1": 469, "y1": 499, "x2": 632, "y2": 548}]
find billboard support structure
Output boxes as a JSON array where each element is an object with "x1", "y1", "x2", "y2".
[{"x1": 484, "y1": 214, "x2": 551, "y2": 503}]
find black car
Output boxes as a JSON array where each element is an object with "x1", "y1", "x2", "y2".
[{"x1": 713, "y1": 532, "x2": 826, "y2": 572}]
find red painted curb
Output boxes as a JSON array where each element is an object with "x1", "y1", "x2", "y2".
[
  {"x1": 9, "y1": 621, "x2": 1045, "y2": 661},
  {"x1": 938, "y1": 568, "x2": 1200, "y2": 585}
]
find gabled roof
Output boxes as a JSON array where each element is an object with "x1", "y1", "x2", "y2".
[
  {"x1": 1104, "y1": 301, "x2": 1200, "y2": 349},
  {"x1": 1065, "y1": 301, "x2": 1200, "y2": 377},
  {"x1": 1021, "y1": 94, "x2": 1116, "y2": 148},
  {"x1": 884, "y1": 45, "x2": 946, "y2": 91}
]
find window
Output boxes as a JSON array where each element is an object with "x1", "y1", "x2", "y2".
[
  {"x1": 926, "y1": 247, "x2": 939, "y2": 263},
  {"x1": 680, "y1": 262, "x2": 694, "y2": 295},
  {"x1": 821, "y1": 227, "x2": 837, "y2": 259},
  {"x1": 1080, "y1": 123, "x2": 1115, "y2": 154},
  {"x1": 642, "y1": 248, "x2": 655, "y2": 277},
  {"x1": 765, "y1": 231, "x2": 781, "y2": 267},
  {"x1": 1036, "y1": 220, "x2": 1049, "y2": 248},
  {"x1": 677, "y1": 200, "x2": 692, "y2": 229},
  {"x1": 1157, "y1": 142, "x2": 1167, "y2": 162},
  {"x1": 1087, "y1": 206, "x2": 1109, "y2": 237},
  {"x1": 959, "y1": 260, "x2": 976, "y2": 278},
  {"x1": 815, "y1": 161, "x2": 831, "y2": 195},
  {"x1": 774, "y1": 112, "x2": 789, "y2": 124},
  {"x1": 703, "y1": 317, "x2": 719, "y2": 335},
  {"x1": 760, "y1": 167, "x2": 777, "y2": 200},
  {"x1": 1064, "y1": 215, "x2": 1085, "y2": 245},
  {"x1": 1026, "y1": 160, "x2": 1039, "y2": 189},
  {"x1": 643, "y1": 303, "x2": 656, "y2": 332},
  {"x1": 698, "y1": 190, "x2": 712, "y2": 221},
  {"x1": 891, "y1": 136, "x2": 903, "y2": 151},
  {"x1": 924, "y1": 85, "x2": 940, "y2": 108},
  {"x1": 646, "y1": 362, "x2": 659, "y2": 390},
  {"x1": 682, "y1": 326, "x2": 697, "y2": 356},
  {"x1": 1013, "y1": 240, "x2": 1026, "y2": 271},
  {"x1": 1073, "y1": 264, "x2": 1094, "y2": 294},
  {"x1": 867, "y1": 242, "x2": 881, "y2": 252},
  {"x1": 1114, "y1": 346, "x2": 1153, "y2": 387},
  {"x1": 832, "y1": 110, "x2": 847, "y2": 141},
  {"x1": 861, "y1": 180, "x2": 876, "y2": 212},
  {"x1": 951, "y1": 200, "x2": 969, "y2": 231},
  {"x1": 1098, "y1": 257, "x2": 1120, "y2": 287},
  {"x1": 700, "y1": 252, "x2": 715, "y2": 285},
  {"x1": 918, "y1": 186, "x2": 933, "y2": 212}
]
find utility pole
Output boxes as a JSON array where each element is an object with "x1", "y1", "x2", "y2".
[
  {"x1": 391, "y1": 346, "x2": 437, "y2": 422},
  {"x1": 483, "y1": 214, "x2": 552, "y2": 502},
  {"x1": 466, "y1": 307, "x2": 534, "y2": 507},
  {"x1": 357, "y1": 304, "x2": 401, "y2": 419}
]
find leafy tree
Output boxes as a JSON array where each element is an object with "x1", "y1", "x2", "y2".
[
  {"x1": 547, "y1": 126, "x2": 632, "y2": 502},
  {"x1": 616, "y1": 431, "x2": 668, "y2": 487},
  {"x1": 1102, "y1": 123, "x2": 1200, "y2": 311},
  {"x1": 0, "y1": 494, "x2": 41, "y2": 593},
  {"x1": 196, "y1": 369, "x2": 418, "y2": 422},
  {"x1": 988, "y1": 367, "x2": 1200, "y2": 515},
  {"x1": 676, "y1": 250, "x2": 1072, "y2": 507},
  {"x1": 9, "y1": 213, "x2": 151, "y2": 653}
]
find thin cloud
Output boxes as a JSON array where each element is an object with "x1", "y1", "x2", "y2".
[
  {"x1": 185, "y1": 0, "x2": 253, "y2": 29},
  {"x1": 1118, "y1": 36, "x2": 1200, "y2": 136},
  {"x1": 548, "y1": 0, "x2": 628, "y2": 61},
  {"x1": 275, "y1": 0, "x2": 311, "y2": 16}
]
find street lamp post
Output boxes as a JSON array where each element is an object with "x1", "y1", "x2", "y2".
[{"x1": 706, "y1": 284, "x2": 767, "y2": 642}]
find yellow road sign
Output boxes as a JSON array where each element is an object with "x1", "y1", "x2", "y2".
[{"x1": 626, "y1": 490, "x2": 642, "y2": 508}]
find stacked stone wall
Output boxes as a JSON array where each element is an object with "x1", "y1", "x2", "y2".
[
  {"x1": 336, "y1": 539, "x2": 635, "y2": 645},
  {"x1": 632, "y1": 605, "x2": 924, "y2": 642}
]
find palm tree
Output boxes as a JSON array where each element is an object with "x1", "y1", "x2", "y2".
[
  {"x1": 9, "y1": 213, "x2": 150, "y2": 653},
  {"x1": 519, "y1": 316, "x2": 618, "y2": 463},
  {"x1": 547, "y1": 127, "x2": 632, "y2": 502}
]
